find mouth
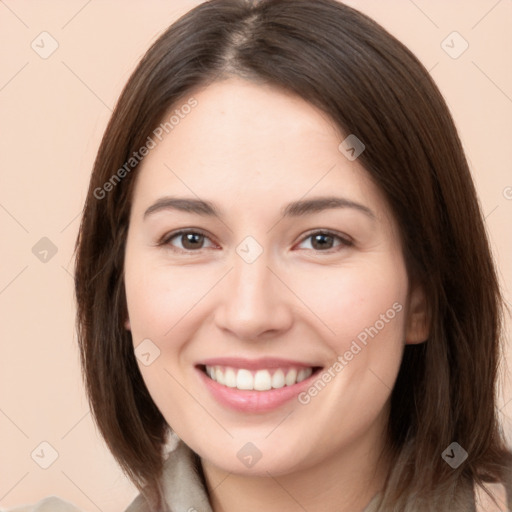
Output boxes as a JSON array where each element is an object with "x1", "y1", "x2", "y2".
[
  {"x1": 198, "y1": 364, "x2": 322, "y2": 391},
  {"x1": 195, "y1": 358, "x2": 324, "y2": 412}
]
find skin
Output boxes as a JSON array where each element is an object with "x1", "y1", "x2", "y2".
[{"x1": 123, "y1": 77, "x2": 429, "y2": 512}]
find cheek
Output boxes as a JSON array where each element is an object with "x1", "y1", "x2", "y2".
[
  {"x1": 292, "y1": 264, "x2": 407, "y2": 447},
  {"x1": 124, "y1": 261, "x2": 197, "y2": 421},
  {"x1": 124, "y1": 261, "x2": 210, "y2": 339},
  {"x1": 294, "y1": 261, "x2": 408, "y2": 353},
  {"x1": 125, "y1": 252, "x2": 408, "y2": 354}
]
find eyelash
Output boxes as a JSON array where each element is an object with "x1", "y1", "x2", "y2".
[{"x1": 157, "y1": 228, "x2": 353, "y2": 255}]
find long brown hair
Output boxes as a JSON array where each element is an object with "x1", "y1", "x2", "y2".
[{"x1": 74, "y1": 0, "x2": 512, "y2": 509}]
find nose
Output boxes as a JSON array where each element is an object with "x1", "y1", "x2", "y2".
[{"x1": 214, "y1": 248, "x2": 294, "y2": 341}]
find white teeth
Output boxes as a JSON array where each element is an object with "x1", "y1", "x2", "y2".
[
  {"x1": 215, "y1": 367, "x2": 225, "y2": 386},
  {"x1": 204, "y1": 365, "x2": 314, "y2": 391},
  {"x1": 236, "y1": 369, "x2": 254, "y2": 390},
  {"x1": 297, "y1": 368, "x2": 312, "y2": 382},
  {"x1": 271, "y1": 369, "x2": 285, "y2": 389},
  {"x1": 224, "y1": 367, "x2": 237, "y2": 388},
  {"x1": 285, "y1": 368, "x2": 297, "y2": 386},
  {"x1": 254, "y1": 370, "x2": 272, "y2": 391}
]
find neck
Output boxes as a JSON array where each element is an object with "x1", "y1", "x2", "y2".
[{"x1": 201, "y1": 408, "x2": 392, "y2": 512}]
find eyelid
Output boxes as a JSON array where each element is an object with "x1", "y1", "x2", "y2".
[
  {"x1": 157, "y1": 228, "x2": 353, "y2": 253},
  {"x1": 295, "y1": 229, "x2": 353, "y2": 251},
  {"x1": 157, "y1": 228, "x2": 217, "y2": 250}
]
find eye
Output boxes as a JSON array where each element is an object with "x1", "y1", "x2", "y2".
[
  {"x1": 295, "y1": 230, "x2": 353, "y2": 252},
  {"x1": 159, "y1": 229, "x2": 217, "y2": 252},
  {"x1": 158, "y1": 229, "x2": 353, "y2": 254}
]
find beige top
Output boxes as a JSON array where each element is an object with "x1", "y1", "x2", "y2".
[{"x1": 1, "y1": 441, "x2": 508, "y2": 512}]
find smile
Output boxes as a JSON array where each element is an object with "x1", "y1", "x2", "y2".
[
  {"x1": 196, "y1": 358, "x2": 323, "y2": 412},
  {"x1": 204, "y1": 365, "x2": 314, "y2": 391}
]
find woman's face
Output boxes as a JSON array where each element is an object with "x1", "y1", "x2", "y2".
[{"x1": 123, "y1": 77, "x2": 427, "y2": 477}]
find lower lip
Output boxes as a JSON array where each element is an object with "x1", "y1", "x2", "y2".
[{"x1": 196, "y1": 367, "x2": 321, "y2": 413}]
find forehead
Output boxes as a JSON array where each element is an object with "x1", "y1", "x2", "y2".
[{"x1": 130, "y1": 77, "x2": 389, "y2": 223}]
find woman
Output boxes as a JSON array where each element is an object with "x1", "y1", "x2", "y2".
[{"x1": 7, "y1": 0, "x2": 511, "y2": 510}]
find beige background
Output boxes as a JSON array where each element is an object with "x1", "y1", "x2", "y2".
[{"x1": 0, "y1": 1, "x2": 511, "y2": 510}]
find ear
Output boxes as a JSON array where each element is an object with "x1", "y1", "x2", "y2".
[
  {"x1": 405, "y1": 281, "x2": 429, "y2": 344},
  {"x1": 124, "y1": 318, "x2": 131, "y2": 331}
]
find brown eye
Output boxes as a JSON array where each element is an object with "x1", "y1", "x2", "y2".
[
  {"x1": 159, "y1": 229, "x2": 352, "y2": 254},
  {"x1": 180, "y1": 232, "x2": 205, "y2": 250},
  {"x1": 311, "y1": 233, "x2": 335, "y2": 250},
  {"x1": 297, "y1": 231, "x2": 353, "y2": 252},
  {"x1": 160, "y1": 230, "x2": 215, "y2": 252}
]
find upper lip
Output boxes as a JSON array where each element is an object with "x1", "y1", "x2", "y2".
[{"x1": 197, "y1": 357, "x2": 322, "y2": 370}]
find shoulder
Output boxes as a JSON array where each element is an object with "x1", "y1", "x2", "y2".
[
  {"x1": 474, "y1": 481, "x2": 510, "y2": 512},
  {"x1": 0, "y1": 496, "x2": 84, "y2": 512},
  {"x1": 0, "y1": 494, "x2": 150, "y2": 512}
]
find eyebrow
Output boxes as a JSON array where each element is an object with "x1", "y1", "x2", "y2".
[{"x1": 143, "y1": 195, "x2": 376, "y2": 221}]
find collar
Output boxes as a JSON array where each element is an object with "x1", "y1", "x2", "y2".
[{"x1": 161, "y1": 439, "x2": 213, "y2": 512}]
